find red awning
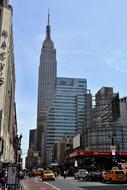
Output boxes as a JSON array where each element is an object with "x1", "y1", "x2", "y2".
[{"x1": 69, "y1": 150, "x2": 127, "y2": 158}]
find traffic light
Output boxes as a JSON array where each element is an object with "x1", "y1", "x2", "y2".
[{"x1": 112, "y1": 93, "x2": 120, "y2": 120}]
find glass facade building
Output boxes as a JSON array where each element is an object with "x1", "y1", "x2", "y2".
[{"x1": 44, "y1": 77, "x2": 88, "y2": 152}]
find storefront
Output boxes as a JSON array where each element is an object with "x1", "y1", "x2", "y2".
[{"x1": 65, "y1": 150, "x2": 127, "y2": 172}]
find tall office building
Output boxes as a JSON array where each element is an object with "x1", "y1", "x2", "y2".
[
  {"x1": 43, "y1": 77, "x2": 88, "y2": 159},
  {"x1": 116, "y1": 97, "x2": 127, "y2": 151},
  {"x1": 0, "y1": 0, "x2": 17, "y2": 163},
  {"x1": 36, "y1": 13, "x2": 57, "y2": 154},
  {"x1": 89, "y1": 87, "x2": 114, "y2": 151},
  {"x1": 26, "y1": 129, "x2": 40, "y2": 169},
  {"x1": 29, "y1": 129, "x2": 37, "y2": 151},
  {"x1": 89, "y1": 87, "x2": 127, "y2": 152}
]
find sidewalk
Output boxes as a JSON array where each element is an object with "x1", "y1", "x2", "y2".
[{"x1": 20, "y1": 177, "x2": 59, "y2": 190}]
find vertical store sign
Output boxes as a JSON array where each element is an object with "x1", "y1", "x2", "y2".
[
  {"x1": 0, "y1": 30, "x2": 8, "y2": 134},
  {"x1": 0, "y1": 29, "x2": 8, "y2": 86}
]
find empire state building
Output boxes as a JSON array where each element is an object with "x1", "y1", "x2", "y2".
[{"x1": 36, "y1": 13, "x2": 57, "y2": 154}]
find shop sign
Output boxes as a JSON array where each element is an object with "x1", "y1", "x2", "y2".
[
  {"x1": 0, "y1": 30, "x2": 8, "y2": 86},
  {"x1": 7, "y1": 165, "x2": 17, "y2": 186},
  {"x1": 74, "y1": 160, "x2": 78, "y2": 167}
]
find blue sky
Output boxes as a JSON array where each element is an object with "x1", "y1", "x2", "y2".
[{"x1": 9, "y1": 0, "x2": 127, "y2": 156}]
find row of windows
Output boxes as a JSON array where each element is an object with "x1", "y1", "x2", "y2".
[
  {"x1": 47, "y1": 115, "x2": 77, "y2": 123},
  {"x1": 46, "y1": 117, "x2": 77, "y2": 121},
  {"x1": 53, "y1": 100, "x2": 78, "y2": 104},
  {"x1": 47, "y1": 120, "x2": 76, "y2": 124},
  {"x1": 51, "y1": 107, "x2": 77, "y2": 111},
  {"x1": 48, "y1": 111, "x2": 77, "y2": 115},
  {"x1": 51, "y1": 103, "x2": 77, "y2": 107},
  {"x1": 47, "y1": 115, "x2": 77, "y2": 119},
  {"x1": 46, "y1": 135, "x2": 73, "y2": 140},
  {"x1": 47, "y1": 112, "x2": 76, "y2": 116},
  {"x1": 47, "y1": 116, "x2": 76, "y2": 123},
  {"x1": 47, "y1": 127, "x2": 76, "y2": 131},
  {"x1": 46, "y1": 124, "x2": 76, "y2": 128},
  {"x1": 61, "y1": 92, "x2": 87, "y2": 96},
  {"x1": 47, "y1": 123, "x2": 76, "y2": 127},
  {"x1": 50, "y1": 107, "x2": 85, "y2": 112},
  {"x1": 47, "y1": 130, "x2": 75, "y2": 135},
  {"x1": 55, "y1": 95, "x2": 85, "y2": 99},
  {"x1": 56, "y1": 90, "x2": 86, "y2": 95},
  {"x1": 57, "y1": 85, "x2": 86, "y2": 89},
  {"x1": 90, "y1": 138, "x2": 112, "y2": 142}
]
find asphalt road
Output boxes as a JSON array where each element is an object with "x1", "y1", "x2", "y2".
[{"x1": 48, "y1": 177, "x2": 127, "y2": 190}]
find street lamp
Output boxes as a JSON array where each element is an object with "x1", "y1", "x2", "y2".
[
  {"x1": 109, "y1": 132, "x2": 117, "y2": 167},
  {"x1": 15, "y1": 134, "x2": 22, "y2": 181}
]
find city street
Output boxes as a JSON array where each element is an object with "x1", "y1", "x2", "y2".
[
  {"x1": 20, "y1": 177, "x2": 58, "y2": 190},
  {"x1": 21, "y1": 177, "x2": 127, "y2": 190}
]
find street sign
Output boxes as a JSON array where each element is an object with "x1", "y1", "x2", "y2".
[{"x1": 110, "y1": 145, "x2": 116, "y2": 156}]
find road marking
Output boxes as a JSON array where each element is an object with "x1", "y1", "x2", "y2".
[{"x1": 44, "y1": 181, "x2": 60, "y2": 190}]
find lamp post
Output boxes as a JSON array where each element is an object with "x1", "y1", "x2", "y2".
[
  {"x1": 16, "y1": 134, "x2": 22, "y2": 183},
  {"x1": 109, "y1": 131, "x2": 117, "y2": 168}
]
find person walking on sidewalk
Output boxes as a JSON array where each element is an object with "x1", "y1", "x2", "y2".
[
  {"x1": 63, "y1": 170, "x2": 67, "y2": 179},
  {"x1": 0, "y1": 169, "x2": 6, "y2": 190}
]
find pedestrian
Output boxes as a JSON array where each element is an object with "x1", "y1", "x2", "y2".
[
  {"x1": 0, "y1": 169, "x2": 6, "y2": 189},
  {"x1": 63, "y1": 170, "x2": 67, "y2": 179}
]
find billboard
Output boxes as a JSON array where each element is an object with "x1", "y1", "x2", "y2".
[{"x1": 73, "y1": 133, "x2": 80, "y2": 149}]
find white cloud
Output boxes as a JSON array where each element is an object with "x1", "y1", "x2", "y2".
[{"x1": 105, "y1": 49, "x2": 127, "y2": 73}]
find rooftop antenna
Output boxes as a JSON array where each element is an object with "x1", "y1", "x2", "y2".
[{"x1": 48, "y1": 9, "x2": 50, "y2": 25}]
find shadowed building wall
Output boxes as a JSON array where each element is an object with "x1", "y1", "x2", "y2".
[{"x1": 36, "y1": 13, "x2": 57, "y2": 156}]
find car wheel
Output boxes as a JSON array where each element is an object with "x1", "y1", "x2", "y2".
[
  {"x1": 108, "y1": 178, "x2": 112, "y2": 183},
  {"x1": 89, "y1": 176, "x2": 92, "y2": 181},
  {"x1": 102, "y1": 178, "x2": 105, "y2": 183}
]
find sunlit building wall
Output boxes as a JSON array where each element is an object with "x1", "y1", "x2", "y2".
[{"x1": 0, "y1": 1, "x2": 17, "y2": 163}]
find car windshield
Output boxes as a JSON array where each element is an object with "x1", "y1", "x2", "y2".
[
  {"x1": 44, "y1": 170, "x2": 53, "y2": 174},
  {"x1": 115, "y1": 171, "x2": 124, "y2": 175}
]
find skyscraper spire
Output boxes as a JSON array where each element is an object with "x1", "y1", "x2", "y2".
[
  {"x1": 48, "y1": 9, "x2": 50, "y2": 25},
  {"x1": 46, "y1": 9, "x2": 51, "y2": 40}
]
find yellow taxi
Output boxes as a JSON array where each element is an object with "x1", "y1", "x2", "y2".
[
  {"x1": 35, "y1": 168, "x2": 44, "y2": 177},
  {"x1": 41, "y1": 169, "x2": 55, "y2": 181},
  {"x1": 102, "y1": 169, "x2": 126, "y2": 183}
]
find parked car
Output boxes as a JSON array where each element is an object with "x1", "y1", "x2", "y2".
[
  {"x1": 102, "y1": 169, "x2": 126, "y2": 183},
  {"x1": 74, "y1": 169, "x2": 88, "y2": 180},
  {"x1": 41, "y1": 169, "x2": 55, "y2": 181},
  {"x1": 87, "y1": 170, "x2": 102, "y2": 181}
]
